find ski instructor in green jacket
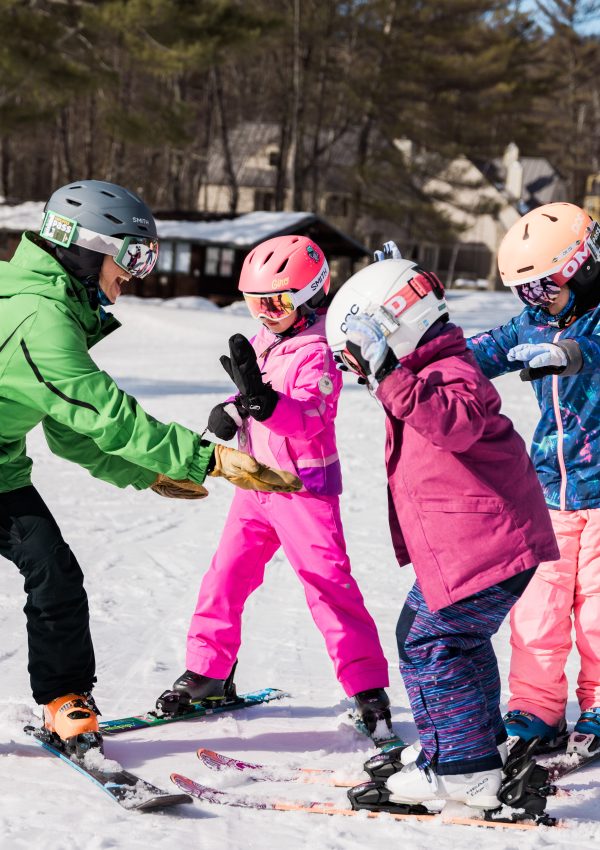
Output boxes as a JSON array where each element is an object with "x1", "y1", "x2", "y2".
[{"x1": 0, "y1": 179, "x2": 300, "y2": 755}]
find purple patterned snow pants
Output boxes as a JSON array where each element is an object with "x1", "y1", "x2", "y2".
[{"x1": 396, "y1": 571, "x2": 534, "y2": 775}]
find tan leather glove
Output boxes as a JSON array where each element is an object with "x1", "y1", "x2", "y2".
[
  {"x1": 209, "y1": 444, "x2": 302, "y2": 493},
  {"x1": 151, "y1": 474, "x2": 209, "y2": 499}
]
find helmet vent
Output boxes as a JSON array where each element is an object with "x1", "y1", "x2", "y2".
[
  {"x1": 100, "y1": 190, "x2": 118, "y2": 198},
  {"x1": 517, "y1": 265, "x2": 534, "y2": 273},
  {"x1": 104, "y1": 213, "x2": 124, "y2": 225},
  {"x1": 542, "y1": 214, "x2": 558, "y2": 222},
  {"x1": 261, "y1": 251, "x2": 274, "y2": 267},
  {"x1": 65, "y1": 198, "x2": 82, "y2": 207},
  {"x1": 276, "y1": 259, "x2": 289, "y2": 273},
  {"x1": 523, "y1": 224, "x2": 529, "y2": 240}
]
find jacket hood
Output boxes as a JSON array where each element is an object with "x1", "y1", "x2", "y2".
[
  {"x1": 400, "y1": 322, "x2": 467, "y2": 373},
  {"x1": 0, "y1": 232, "x2": 118, "y2": 344}
]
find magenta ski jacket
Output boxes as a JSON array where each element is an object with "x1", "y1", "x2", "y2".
[
  {"x1": 376, "y1": 323, "x2": 559, "y2": 612},
  {"x1": 237, "y1": 314, "x2": 342, "y2": 496}
]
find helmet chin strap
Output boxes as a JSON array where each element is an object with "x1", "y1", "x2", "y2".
[
  {"x1": 545, "y1": 290, "x2": 577, "y2": 328},
  {"x1": 96, "y1": 286, "x2": 113, "y2": 307}
]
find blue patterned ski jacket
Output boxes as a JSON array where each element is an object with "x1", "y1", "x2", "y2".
[{"x1": 467, "y1": 305, "x2": 600, "y2": 511}]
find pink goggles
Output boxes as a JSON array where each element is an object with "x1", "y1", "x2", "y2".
[
  {"x1": 243, "y1": 289, "x2": 303, "y2": 321},
  {"x1": 244, "y1": 268, "x2": 329, "y2": 323},
  {"x1": 515, "y1": 277, "x2": 563, "y2": 307}
]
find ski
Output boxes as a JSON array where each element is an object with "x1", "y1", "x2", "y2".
[
  {"x1": 99, "y1": 687, "x2": 288, "y2": 735},
  {"x1": 24, "y1": 726, "x2": 192, "y2": 811},
  {"x1": 195, "y1": 747, "x2": 576, "y2": 797},
  {"x1": 197, "y1": 747, "x2": 350, "y2": 786},
  {"x1": 170, "y1": 773, "x2": 558, "y2": 829},
  {"x1": 539, "y1": 733, "x2": 600, "y2": 782}
]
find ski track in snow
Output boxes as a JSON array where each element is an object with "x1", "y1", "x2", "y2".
[{"x1": 1, "y1": 291, "x2": 599, "y2": 848}]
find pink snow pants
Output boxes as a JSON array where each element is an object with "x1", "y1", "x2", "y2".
[
  {"x1": 186, "y1": 489, "x2": 389, "y2": 697},
  {"x1": 508, "y1": 509, "x2": 600, "y2": 724}
]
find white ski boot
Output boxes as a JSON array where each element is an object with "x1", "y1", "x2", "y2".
[
  {"x1": 399, "y1": 739, "x2": 508, "y2": 767},
  {"x1": 386, "y1": 760, "x2": 502, "y2": 809}
]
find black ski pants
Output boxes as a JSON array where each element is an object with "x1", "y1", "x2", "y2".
[{"x1": 0, "y1": 485, "x2": 95, "y2": 704}]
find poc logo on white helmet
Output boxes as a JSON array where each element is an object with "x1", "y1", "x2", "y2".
[{"x1": 340, "y1": 303, "x2": 360, "y2": 334}]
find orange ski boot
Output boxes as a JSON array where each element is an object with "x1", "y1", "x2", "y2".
[{"x1": 43, "y1": 693, "x2": 102, "y2": 756}]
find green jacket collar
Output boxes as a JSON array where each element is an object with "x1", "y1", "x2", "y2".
[{"x1": 6, "y1": 232, "x2": 121, "y2": 348}]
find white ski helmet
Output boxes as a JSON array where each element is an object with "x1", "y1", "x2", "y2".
[{"x1": 326, "y1": 259, "x2": 449, "y2": 367}]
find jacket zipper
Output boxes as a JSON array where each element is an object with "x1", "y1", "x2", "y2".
[{"x1": 551, "y1": 330, "x2": 567, "y2": 510}]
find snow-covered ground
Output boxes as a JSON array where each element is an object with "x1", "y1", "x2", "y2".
[{"x1": 1, "y1": 291, "x2": 598, "y2": 849}]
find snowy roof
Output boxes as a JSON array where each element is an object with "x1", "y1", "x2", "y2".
[{"x1": 156, "y1": 211, "x2": 315, "y2": 245}]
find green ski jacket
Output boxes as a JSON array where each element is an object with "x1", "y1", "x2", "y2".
[{"x1": 0, "y1": 233, "x2": 214, "y2": 494}]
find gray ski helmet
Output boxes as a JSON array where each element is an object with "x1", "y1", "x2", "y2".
[{"x1": 43, "y1": 180, "x2": 157, "y2": 240}]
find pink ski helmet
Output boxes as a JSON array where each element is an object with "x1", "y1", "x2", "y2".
[{"x1": 239, "y1": 235, "x2": 330, "y2": 322}]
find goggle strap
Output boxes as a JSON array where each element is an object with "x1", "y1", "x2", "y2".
[{"x1": 69, "y1": 225, "x2": 125, "y2": 258}]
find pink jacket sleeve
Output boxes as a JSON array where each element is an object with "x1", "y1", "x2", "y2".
[
  {"x1": 376, "y1": 358, "x2": 488, "y2": 453},
  {"x1": 265, "y1": 347, "x2": 340, "y2": 440}
]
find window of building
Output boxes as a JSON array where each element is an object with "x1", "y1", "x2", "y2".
[
  {"x1": 204, "y1": 246, "x2": 236, "y2": 277},
  {"x1": 254, "y1": 190, "x2": 275, "y2": 211},
  {"x1": 157, "y1": 240, "x2": 174, "y2": 272},
  {"x1": 220, "y1": 248, "x2": 235, "y2": 277},
  {"x1": 174, "y1": 242, "x2": 191, "y2": 274},
  {"x1": 205, "y1": 246, "x2": 220, "y2": 276},
  {"x1": 268, "y1": 149, "x2": 280, "y2": 167}
]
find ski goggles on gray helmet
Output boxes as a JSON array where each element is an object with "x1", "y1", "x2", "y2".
[
  {"x1": 113, "y1": 236, "x2": 159, "y2": 278},
  {"x1": 41, "y1": 210, "x2": 159, "y2": 278}
]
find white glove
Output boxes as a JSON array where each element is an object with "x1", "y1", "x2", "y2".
[
  {"x1": 507, "y1": 343, "x2": 567, "y2": 370},
  {"x1": 374, "y1": 240, "x2": 403, "y2": 262},
  {"x1": 345, "y1": 314, "x2": 390, "y2": 375}
]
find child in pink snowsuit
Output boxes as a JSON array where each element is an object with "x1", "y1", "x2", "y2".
[{"x1": 167, "y1": 236, "x2": 390, "y2": 730}]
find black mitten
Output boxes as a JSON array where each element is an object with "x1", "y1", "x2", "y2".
[
  {"x1": 220, "y1": 334, "x2": 278, "y2": 421},
  {"x1": 207, "y1": 398, "x2": 249, "y2": 440},
  {"x1": 519, "y1": 365, "x2": 566, "y2": 382}
]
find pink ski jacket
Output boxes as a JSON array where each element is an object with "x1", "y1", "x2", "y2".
[
  {"x1": 238, "y1": 314, "x2": 342, "y2": 496},
  {"x1": 376, "y1": 324, "x2": 559, "y2": 612}
]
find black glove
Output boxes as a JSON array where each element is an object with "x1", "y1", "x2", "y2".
[
  {"x1": 519, "y1": 365, "x2": 566, "y2": 382},
  {"x1": 207, "y1": 397, "x2": 249, "y2": 440},
  {"x1": 220, "y1": 334, "x2": 278, "y2": 422}
]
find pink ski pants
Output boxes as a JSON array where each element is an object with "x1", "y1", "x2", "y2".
[
  {"x1": 508, "y1": 509, "x2": 600, "y2": 724},
  {"x1": 186, "y1": 489, "x2": 389, "y2": 697}
]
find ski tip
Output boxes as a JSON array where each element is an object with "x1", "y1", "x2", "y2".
[
  {"x1": 134, "y1": 793, "x2": 194, "y2": 811},
  {"x1": 197, "y1": 747, "x2": 219, "y2": 760}
]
